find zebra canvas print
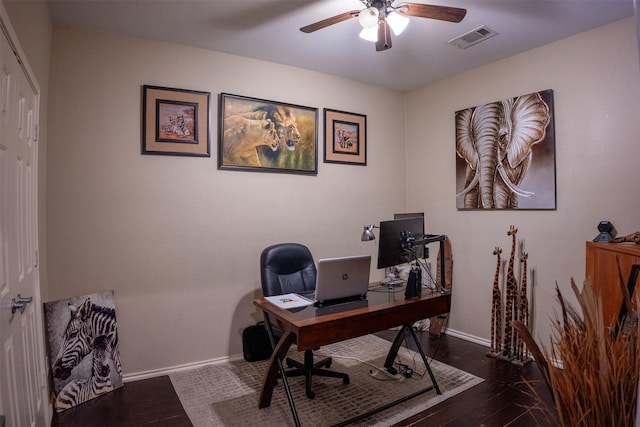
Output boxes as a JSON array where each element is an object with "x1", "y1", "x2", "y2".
[{"x1": 44, "y1": 290, "x2": 123, "y2": 411}]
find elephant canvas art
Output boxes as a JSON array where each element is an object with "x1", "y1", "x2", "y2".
[{"x1": 455, "y1": 89, "x2": 555, "y2": 210}]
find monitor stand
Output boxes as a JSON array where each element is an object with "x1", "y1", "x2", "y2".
[{"x1": 383, "y1": 279, "x2": 404, "y2": 289}]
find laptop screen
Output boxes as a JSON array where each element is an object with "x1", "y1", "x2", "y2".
[{"x1": 314, "y1": 255, "x2": 371, "y2": 305}]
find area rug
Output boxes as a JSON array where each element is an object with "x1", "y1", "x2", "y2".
[{"x1": 170, "y1": 334, "x2": 484, "y2": 426}]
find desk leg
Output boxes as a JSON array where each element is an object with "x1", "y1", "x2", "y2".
[
  {"x1": 383, "y1": 325, "x2": 409, "y2": 368},
  {"x1": 260, "y1": 315, "x2": 301, "y2": 427},
  {"x1": 333, "y1": 326, "x2": 442, "y2": 427},
  {"x1": 408, "y1": 326, "x2": 441, "y2": 395},
  {"x1": 384, "y1": 325, "x2": 441, "y2": 395}
]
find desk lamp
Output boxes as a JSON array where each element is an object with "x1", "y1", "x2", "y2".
[{"x1": 361, "y1": 224, "x2": 378, "y2": 241}]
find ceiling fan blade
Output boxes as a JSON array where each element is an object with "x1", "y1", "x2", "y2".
[
  {"x1": 376, "y1": 19, "x2": 392, "y2": 51},
  {"x1": 397, "y1": 3, "x2": 467, "y2": 23},
  {"x1": 300, "y1": 10, "x2": 359, "y2": 33}
]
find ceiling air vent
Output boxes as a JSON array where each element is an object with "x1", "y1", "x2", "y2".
[{"x1": 449, "y1": 25, "x2": 498, "y2": 49}]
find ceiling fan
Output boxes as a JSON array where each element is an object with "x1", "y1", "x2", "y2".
[{"x1": 300, "y1": 1, "x2": 467, "y2": 52}]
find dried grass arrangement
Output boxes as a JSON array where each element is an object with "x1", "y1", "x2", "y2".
[{"x1": 513, "y1": 278, "x2": 640, "y2": 426}]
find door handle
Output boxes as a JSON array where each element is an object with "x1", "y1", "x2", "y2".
[{"x1": 11, "y1": 294, "x2": 33, "y2": 314}]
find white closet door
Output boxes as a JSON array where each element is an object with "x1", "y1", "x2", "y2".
[{"x1": 0, "y1": 14, "x2": 46, "y2": 427}]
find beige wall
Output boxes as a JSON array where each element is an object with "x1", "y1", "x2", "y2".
[
  {"x1": 39, "y1": 15, "x2": 640, "y2": 376},
  {"x1": 47, "y1": 27, "x2": 406, "y2": 375},
  {"x1": 405, "y1": 17, "x2": 640, "y2": 344}
]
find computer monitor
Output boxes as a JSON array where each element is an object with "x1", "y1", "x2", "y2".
[
  {"x1": 394, "y1": 212, "x2": 425, "y2": 259},
  {"x1": 377, "y1": 216, "x2": 424, "y2": 269}
]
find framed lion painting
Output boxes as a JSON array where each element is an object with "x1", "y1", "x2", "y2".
[
  {"x1": 218, "y1": 93, "x2": 318, "y2": 175},
  {"x1": 455, "y1": 89, "x2": 556, "y2": 210}
]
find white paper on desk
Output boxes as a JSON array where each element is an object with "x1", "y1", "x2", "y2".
[{"x1": 264, "y1": 293, "x2": 314, "y2": 309}]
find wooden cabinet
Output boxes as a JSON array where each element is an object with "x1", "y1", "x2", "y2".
[{"x1": 585, "y1": 241, "x2": 640, "y2": 327}]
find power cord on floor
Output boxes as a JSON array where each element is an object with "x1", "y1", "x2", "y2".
[
  {"x1": 389, "y1": 325, "x2": 446, "y2": 381},
  {"x1": 368, "y1": 367, "x2": 406, "y2": 382},
  {"x1": 314, "y1": 352, "x2": 407, "y2": 382},
  {"x1": 316, "y1": 325, "x2": 448, "y2": 383}
]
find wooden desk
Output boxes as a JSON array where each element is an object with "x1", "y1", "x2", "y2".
[{"x1": 254, "y1": 287, "x2": 451, "y2": 426}]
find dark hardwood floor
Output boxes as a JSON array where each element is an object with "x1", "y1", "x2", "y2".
[
  {"x1": 50, "y1": 375, "x2": 192, "y2": 427},
  {"x1": 383, "y1": 331, "x2": 555, "y2": 427},
  {"x1": 51, "y1": 332, "x2": 554, "y2": 427}
]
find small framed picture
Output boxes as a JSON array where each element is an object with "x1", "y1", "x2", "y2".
[
  {"x1": 142, "y1": 85, "x2": 211, "y2": 157},
  {"x1": 324, "y1": 109, "x2": 367, "y2": 166}
]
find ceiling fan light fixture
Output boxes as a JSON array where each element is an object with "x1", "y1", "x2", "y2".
[
  {"x1": 387, "y1": 11, "x2": 409, "y2": 36},
  {"x1": 358, "y1": 7, "x2": 379, "y2": 29},
  {"x1": 359, "y1": 26, "x2": 378, "y2": 42},
  {"x1": 299, "y1": 3, "x2": 467, "y2": 52}
]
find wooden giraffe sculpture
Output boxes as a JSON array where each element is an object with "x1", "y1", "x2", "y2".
[
  {"x1": 489, "y1": 247, "x2": 503, "y2": 356},
  {"x1": 502, "y1": 225, "x2": 518, "y2": 358},
  {"x1": 515, "y1": 250, "x2": 530, "y2": 362}
]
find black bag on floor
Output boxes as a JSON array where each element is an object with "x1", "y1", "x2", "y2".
[{"x1": 242, "y1": 321, "x2": 274, "y2": 362}]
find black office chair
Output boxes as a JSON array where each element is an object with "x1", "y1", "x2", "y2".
[{"x1": 260, "y1": 243, "x2": 350, "y2": 399}]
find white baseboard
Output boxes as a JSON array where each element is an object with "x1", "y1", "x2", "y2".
[
  {"x1": 123, "y1": 354, "x2": 245, "y2": 383},
  {"x1": 123, "y1": 330, "x2": 490, "y2": 383},
  {"x1": 444, "y1": 328, "x2": 491, "y2": 348},
  {"x1": 444, "y1": 328, "x2": 553, "y2": 367}
]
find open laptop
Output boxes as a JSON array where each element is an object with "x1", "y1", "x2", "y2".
[{"x1": 298, "y1": 255, "x2": 371, "y2": 307}]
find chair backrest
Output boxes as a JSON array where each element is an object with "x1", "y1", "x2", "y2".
[{"x1": 260, "y1": 243, "x2": 317, "y2": 297}]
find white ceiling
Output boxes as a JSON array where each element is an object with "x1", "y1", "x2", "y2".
[{"x1": 47, "y1": 0, "x2": 635, "y2": 92}]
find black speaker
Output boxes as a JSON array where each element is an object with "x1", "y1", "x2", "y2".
[
  {"x1": 593, "y1": 220, "x2": 617, "y2": 242},
  {"x1": 405, "y1": 267, "x2": 422, "y2": 298}
]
